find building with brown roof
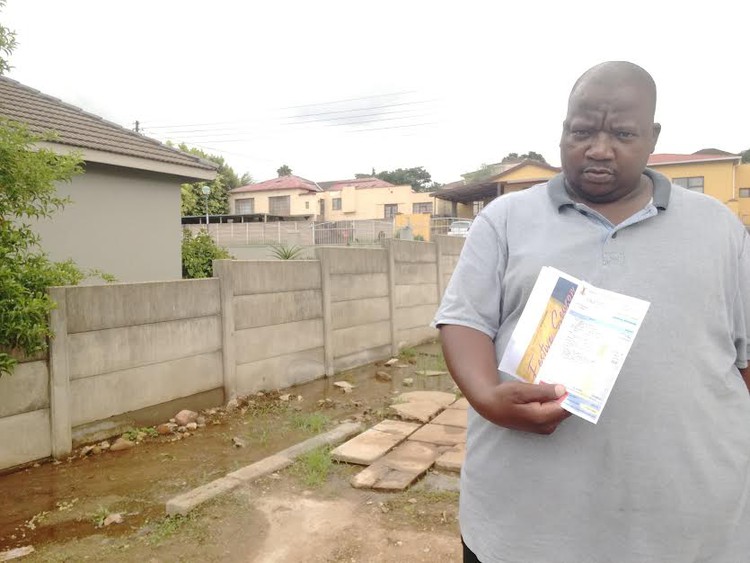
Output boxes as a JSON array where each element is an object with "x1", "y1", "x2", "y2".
[{"x1": 0, "y1": 76, "x2": 217, "y2": 281}]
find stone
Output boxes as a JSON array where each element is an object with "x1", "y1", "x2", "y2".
[
  {"x1": 431, "y1": 408, "x2": 467, "y2": 429},
  {"x1": 409, "y1": 423, "x2": 466, "y2": 447},
  {"x1": 99, "y1": 440, "x2": 111, "y2": 450},
  {"x1": 91, "y1": 446, "x2": 102, "y2": 455},
  {"x1": 227, "y1": 454, "x2": 293, "y2": 482},
  {"x1": 414, "y1": 370, "x2": 448, "y2": 376},
  {"x1": 449, "y1": 397, "x2": 469, "y2": 410},
  {"x1": 279, "y1": 393, "x2": 291, "y2": 401},
  {"x1": 110, "y1": 438, "x2": 135, "y2": 452},
  {"x1": 186, "y1": 422, "x2": 198, "y2": 431},
  {"x1": 334, "y1": 381, "x2": 354, "y2": 393},
  {"x1": 402, "y1": 378, "x2": 414, "y2": 387},
  {"x1": 0, "y1": 546, "x2": 35, "y2": 560},
  {"x1": 434, "y1": 443, "x2": 466, "y2": 472},
  {"x1": 351, "y1": 441, "x2": 440, "y2": 491},
  {"x1": 196, "y1": 416, "x2": 206, "y2": 426},
  {"x1": 384, "y1": 358, "x2": 399, "y2": 366},
  {"x1": 375, "y1": 371, "x2": 392, "y2": 382},
  {"x1": 391, "y1": 401, "x2": 443, "y2": 423},
  {"x1": 103, "y1": 513, "x2": 123, "y2": 526},
  {"x1": 177, "y1": 426, "x2": 187, "y2": 433},
  {"x1": 226, "y1": 398, "x2": 240, "y2": 412},
  {"x1": 331, "y1": 420, "x2": 420, "y2": 465},
  {"x1": 157, "y1": 423, "x2": 176, "y2": 435},
  {"x1": 232, "y1": 436, "x2": 247, "y2": 448},
  {"x1": 80, "y1": 445, "x2": 96, "y2": 457},
  {"x1": 166, "y1": 476, "x2": 242, "y2": 516},
  {"x1": 175, "y1": 409, "x2": 198, "y2": 426}
]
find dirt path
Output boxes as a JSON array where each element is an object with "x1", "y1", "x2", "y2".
[{"x1": 1, "y1": 343, "x2": 459, "y2": 561}]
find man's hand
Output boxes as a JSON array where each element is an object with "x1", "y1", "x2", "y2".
[{"x1": 474, "y1": 381, "x2": 571, "y2": 435}]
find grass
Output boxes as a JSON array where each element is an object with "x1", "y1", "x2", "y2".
[
  {"x1": 123, "y1": 426, "x2": 158, "y2": 442},
  {"x1": 399, "y1": 347, "x2": 417, "y2": 362},
  {"x1": 146, "y1": 513, "x2": 196, "y2": 545},
  {"x1": 91, "y1": 506, "x2": 113, "y2": 529},
  {"x1": 289, "y1": 412, "x2": 330, "y2": 434},
  {"x1": 290, "y1": 446, "x2": 333, "y2": 487}
]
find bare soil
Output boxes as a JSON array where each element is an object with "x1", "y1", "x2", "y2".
[{"x1": 0, "y1": 343, "x2": 460, "y2": 562}]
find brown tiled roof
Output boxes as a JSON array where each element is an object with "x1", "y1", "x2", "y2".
[
  {"x1": 318, "y1": 177, "x2": 395, "y2": 190},
  {"x1": 229, "y1": 175, "x2": 322, "y2": 194},
  {"x1": 648, "y1": 152, "x2": 740, "y2": 166},
  {"x1": 0, "y1": 76, "x2": 216, "y2": 171}
]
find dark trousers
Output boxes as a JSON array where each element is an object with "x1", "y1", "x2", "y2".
[{"x1": 462, "y1": 537, "x2": 482, "y2": 563}]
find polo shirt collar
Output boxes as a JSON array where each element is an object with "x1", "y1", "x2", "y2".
[{"x1": 548, "y1": 168, "x2": 672, "y2": 211}]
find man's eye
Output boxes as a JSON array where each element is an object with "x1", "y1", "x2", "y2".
[
  {"x1": 615, "y1": 131, "x2": 635, "y2": 139},
  {"x1": 571, "y1": 130, "x2": 590, "y2": 138}
]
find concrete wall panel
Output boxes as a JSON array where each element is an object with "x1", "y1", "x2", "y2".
[
  {"x1": 0, "y1": 409, "x2": 51, "y2": 470},
  {"x1": 333, "y1": 344, "x2": 392, "y2": 373},
  {"x1": 395, "y1": 304, "x2": 439, "y2": 331},
  {"x1": 324, "y1": 248, "x2": 388, "y2": 275},
  {"x1": 231, "y1": 261, "x2": 321, "y2": 295},
  {"x1": 392, "y1": 240, "x2": 437, "y2": 263},
  {"x1": 70, "y1": 352, "x2": 223, "y2": 426},
  {"x1": 330, "y1": 273, "x2": 389, "y2": 302},
  {"x1": 333, "y1": 321, "x2": 391, "y2": 359},
  {"x1": 395, "y1": 262, "x2": 437, "y2": 285},
  {"x1": 235, "y1": 319, "x2": 324, "y2": 365},
  {"x1": 0, "y1": 360, "x2": 49, "y2": 418},
  {"x1": 331, "y1": 297, "x2": 390, "y2": 330},
  {"x1": 65, "y1": 279, "x2": 220, "y2": 333},
  {"x1": 234, "y1": 290, "x2": 323, "y2": 330},
  {"x1": 397, "y1": 326, "x2": 438, "y2": 349},
  {"x1": 395, "y1": 284, "x2": 439, "y2": 308},
  {"x1": 435, "y1": 235, "x2": 465, "y2": 255},
  {"x1": 235, "y1": 348, "x2": 325, "y2": 394},
  {"x1": 68, "y1": 316, "x2": 222, "y2": 379}
]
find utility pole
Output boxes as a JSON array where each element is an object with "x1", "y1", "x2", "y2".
[{"x1": 134, "y1": 120, "x2": 140, "y2": 133}]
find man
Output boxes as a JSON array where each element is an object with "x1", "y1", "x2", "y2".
[{"x1": 435, "y1": 61, "x2": 750, "y2": 562}]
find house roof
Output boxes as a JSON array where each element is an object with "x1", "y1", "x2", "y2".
[
  {"x1": 648, "y1": 151, "x2": 741, "y2": 166},
  {"x1": 229, "y1": 174, "x2": 322, "y2": 194},
  {"x1": 0, "y1": 76, "x2": 217, "y2": 174},
  {"x1": 317, "y1": 177, "x2": 395, "y2": 190}
]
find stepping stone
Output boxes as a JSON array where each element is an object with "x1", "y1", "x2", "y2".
[
  {"x1": 434, "y1": 443, "x2": 466, "y2": 473},
  {"x1": 409, "y1": 423, "x2": 466, "y2": 447},
  {"x1": 449, "y1": 397, "x2": 469, "y2": 410},
  {"x1": 432, "y1": 408, "x2": 467, "y2": 429},
  {"x1": 330, "y1": 420, "x2": 420, "y2": 465},
  {"x1": 351, "y1": 440, "x2": 440, "y2": 491},
  {"x1": 415, "y1": 370, "x2": 448, "y2": 376},
  {"x1": 390, "y1": 391, "x2": 457, "y2": 423}
]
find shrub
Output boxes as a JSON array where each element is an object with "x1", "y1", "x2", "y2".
[{"x1": 181, "y1": 228, "x2": 231, "y2": 278}]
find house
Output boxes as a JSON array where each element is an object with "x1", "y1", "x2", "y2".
[
  {"x1": 0, "y1": 76, "x2": 217, "y2": 281},
  {"x1": 228, "y1": 175, "x2": 435, "y2": 221},
  {"x1": 647, "y1": 150, "x2": 750, "y2": 226},
  {"x1": 433, "y1": 159, "x2": 561, "y2": 217}
]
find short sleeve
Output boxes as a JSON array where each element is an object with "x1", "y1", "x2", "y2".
[
  {"x1": 735, "y1": 231, "x2": 750, "y2": 369},
  {"x1": 432, "y1": 214, "x2": 507, "y2": 339}
]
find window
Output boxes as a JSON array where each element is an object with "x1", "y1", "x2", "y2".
[
  {"x1": 412, "y1": 202, "x2": 433, "y2": 214},
  {"x1": 384, "y1": 204, "x2": 399, "y2": 219},
  {"x1": 268, "y1": 195, "x2": 291, "y2": 215},
  {"x1": 235, "y1": 197, "x2": 254, "y2": 214},
  {"x1": 332, "y1": 198, "x2": 342, "y2": 210},
  {"x1": 673, "y1": 176, "x2": 704, "y2": 193},
  {"x1": 473, "y1": 201, "x2": 485, "y2": 215},
  {"x1": 740, "y1": 188, "x2": 750, "y2": 198},
  {"x1": 305, "y1": 201, "x2": 310, "y2": 209}
]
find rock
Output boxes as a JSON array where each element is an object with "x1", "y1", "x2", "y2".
[
  {"x1": 226, "y1": 398, "x2": 240, "y2": 412},
  {"x1": 177, "y1": 426, "x2": 187, "y2": 433},
  {"x1": 384, "y1": 358, "x2": 399, "y2": 366},
  {"x1": 183, "y1": 432, "x2": 191, "y2": 438},
  {"x1": 279, "y1": 393, "x2": 291, "y2": 401},
  {"x1": 232, "y1": 436, "x2": 247, "y2": 448},
  {"x1": 99, "y1": 440, "x2": 111, "y2": 450},
  {"x1": 91, "y1": 446, "x2": 102, "y2": 455},
  {"x1": 196, "y1": 416, "x2": 206, "y2": 426},
  {"x1": 169, "y1": 418, "x2": 176, "y2": 423},
  {"x1": 375, "y1": 371, "x2": 392, "y2": 382},
  {"x1": 415, "y1": 370, "x2": 448, "y2": 376},
  {"x1": 402, "y1": 378, "x2": 414, "y2": 387},
  {"x1": 157, "y1": 423, "x2": 176, "y2": 435},
  {"x1": 334, "y1": 381, "x2": 354, "y2": 393},
  {"x1": 110, "y1": 438, "x2": 135, "y2": 452},
  {"x1": 296, "y1": 395, "x2": 303, "y2": 402},
  {"x1": 0, "y1": 546, "x2": 35, "y2": 560},
  {"x1": 80, "y1": 445, "x2": 96, "y2": 457},
  {"x1": 102, "y1": 513, "x2": 123, "y2": 527},
  {"x1": 185, "y1": 422, "x2": 198, "y2": 431},
  {"x1": 174, "y1": 409, "x2": 198, "y2": 426}
]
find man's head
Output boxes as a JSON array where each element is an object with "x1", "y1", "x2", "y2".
[{"x1": 560, "y1": 61, "x2": 661, "y2": 203}]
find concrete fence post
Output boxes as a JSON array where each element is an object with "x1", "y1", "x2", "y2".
[
  {"x1": 214, "y1": 260, "x2": 237, "y2": 401},
  {"x1": 435, "y1": 236, "x2": 445, "y2": 301},
  {"x1": 386, "y1": 239, "x2": 399, "y2": 357},
  {"x1": 316, "y1": 248, "x2": 334, "y2": 376},
  {"x1": 47, "y1": 286, "x2": 72, "y2": 459}
]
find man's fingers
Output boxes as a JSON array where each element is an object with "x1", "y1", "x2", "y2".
[{"x1": 512, "y1": 382, "x2": 566, "y2": 404}]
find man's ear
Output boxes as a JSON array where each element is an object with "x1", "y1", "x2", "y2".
[{"x1": 650, "y1": 123, "x2": 662, "y2": 152}]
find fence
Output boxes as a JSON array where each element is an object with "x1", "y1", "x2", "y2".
[{"x1": 0, "y1": 236, "x2": 466, "y2": 471}]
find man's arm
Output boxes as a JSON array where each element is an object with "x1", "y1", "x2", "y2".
[
  {"x1": 741, "y1": 367, "x2": 750, "y2": 393},
  {"x1": 440, "y1": 324, "x2": 570, "y2": 435}
]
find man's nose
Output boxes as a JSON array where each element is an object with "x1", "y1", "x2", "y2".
[{"x1": 585, "y1": 132, "x2": 614, "y2": 161}]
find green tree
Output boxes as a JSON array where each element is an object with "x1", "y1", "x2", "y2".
[
  {"x1": 0, "y1": 0, "x2": 15, "y2": 76},
  {"x1": 277, "y1": 164, "x2": 292, "y2": 177},
  {"x1": 358, "y1": 166, "x2": 440, "y2": 192},
  {"x1": 501, "y1": 151, "x2": 547, "y2": 164},
  {"x1": 181, "y1": 229, "x2": 231, "y2": 279},
  {"x1": 173, "y1": 143, "x2": 252, "y2": 217},
  {"x1": 741, "y1": 149, "x2": 749, "y2": 164}
]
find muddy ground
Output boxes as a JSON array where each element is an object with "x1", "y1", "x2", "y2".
[{"x1": 0, "y1": 343, "x2": 462, "y2": 562}]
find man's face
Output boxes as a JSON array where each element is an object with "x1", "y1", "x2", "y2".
[{"x1": 560, "y1": 81, "x2": 660, "y2": 203}]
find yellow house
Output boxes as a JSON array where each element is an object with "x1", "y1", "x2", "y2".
[
  {"x1": 433, "y1": 159, "x2": 561, "y2": 217},
  {"x1": 228, "y1": 175, "x2": 435, "y2": 221},
  {"x1": 647, "y1": 150, "x2": 750, "y2": 226}
]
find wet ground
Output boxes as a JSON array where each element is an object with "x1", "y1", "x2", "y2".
[{"x1": 0, "y1": 342, "x2": 455, "y2": 556}]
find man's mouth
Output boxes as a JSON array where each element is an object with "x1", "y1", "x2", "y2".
[{"x1": 582, "y1": 167, "x2": 614, "y2": 183}]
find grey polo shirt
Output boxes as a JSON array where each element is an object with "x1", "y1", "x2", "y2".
[{"x1": 434, "y1": 169, "x2": 750, "y2": 563}]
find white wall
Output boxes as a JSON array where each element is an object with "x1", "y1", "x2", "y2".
[{"x1": 30, "y1": 163, "x2": 183, "y2": 282}]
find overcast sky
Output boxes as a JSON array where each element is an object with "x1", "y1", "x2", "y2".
[{"x1": 3, "y1": 0, "x2": 749, "y2": 184}]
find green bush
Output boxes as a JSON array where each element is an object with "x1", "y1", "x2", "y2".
[{"x1": 181, "y1": 228, "x2": 231, "y2": 278}]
